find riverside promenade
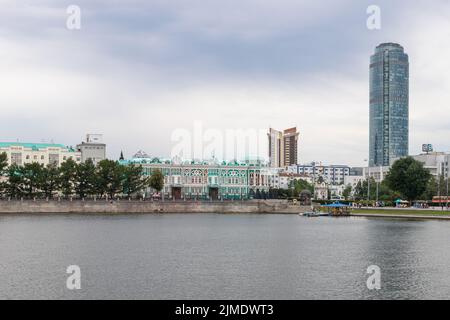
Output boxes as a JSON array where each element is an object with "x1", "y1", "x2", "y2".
[
  {"x1": 351, "y1": 207, "x2": 450, "y2": 220},
  {"x1": 0, "y1": 199, "x2": 305, "y2": 214}
]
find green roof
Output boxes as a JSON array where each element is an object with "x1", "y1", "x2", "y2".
[
  {"x1": 0, "y1": 142, "x2": 75, "y2": 152},
  {"x1": 119, "y1": 157, "x2": 267, "y2": 168}
]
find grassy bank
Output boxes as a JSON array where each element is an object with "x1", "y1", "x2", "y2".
[{"x1": 351, "y1": 209, "x2": 450, "y2": 217}]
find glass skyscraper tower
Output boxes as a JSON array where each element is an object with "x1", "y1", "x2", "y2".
[{"x1": 369, "y1": 43, "x2": 409, "y2": 167}]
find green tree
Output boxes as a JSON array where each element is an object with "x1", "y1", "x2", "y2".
[
  {"x1": 75, "y1": 159, "x2": 97, "y2": 198},
  {"x1": 354, "y1": 178, "x2": 372, "y2": 201},
  {"x1": 299, "y1": 189, "x2": 312, "y2": 204},
  {"x1": 385, "y1": 157, "x2": 431, "y2": 202},
  {"x1": 438, "y1": 175, "x2": 448, "y2": 194},
  {"x1": 39, "y1": 163, "x2": 61, "y2": 198},
  {"x1": 377, "y1": 180, "x2": 401, "y2": 202},
  {"x1": 421, "y1": 175, "x2": 449, "y2": 201},
  {"x1": 59, "y1": 159, "x2": 78, "y2": 198},
  {"x1": 96, "y1": 159, "x2": 124, "y2": 199},
  {"x1": 0, "y1": 152, "x2": 8, "y2": 196},
  {"x1": 355, "y1": 177, "x2": 401, "y2": 203},
  {"x1": 5, "y1": 164, "x2": 23, "y2": 198},
  {"x1": 290, "y1": 179, "x2": 314, "y2": 197},
  {"x1": 342, "y1": 185, "x2": 352, "y2": 200},
  {"x1": 21, "y1": 162, "x2": 44, "y2": 198},
  {"x1": 149, "y1": 169, "x2": 164, "y2": 193},
  {"x1": 0, "y1": 152, "x2": 7, "y2": 174},
  {"x1": 353, "y1": 177, "x2": 395, "y2": 201},
  {"x1": 122, "y1": 164, "x2": 148, "y2": 197}
]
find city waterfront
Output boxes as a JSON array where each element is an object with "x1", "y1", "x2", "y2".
[
  {"x1": 0, "y1": 199, "x2": 302, "y2": 214},
  {"x1": 1, "y1": 213, "x2": 450, "y2": 299}
]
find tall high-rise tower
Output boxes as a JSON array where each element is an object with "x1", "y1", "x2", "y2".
[
  {"x1": 268, "y1": 127, "x2": 299, "y2": 168},
  {"x1": 369, "y1": 43, "x2": 409, "y2": 167}
]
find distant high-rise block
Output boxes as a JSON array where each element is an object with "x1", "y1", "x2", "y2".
[
  {"x1": 369, "y1": 43, "x2": 409, "y2": 167},
  {"x1": 268, "y1": 127, "x2": 299, "y2": 168}
]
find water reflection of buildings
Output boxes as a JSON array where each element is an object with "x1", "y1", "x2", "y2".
[{"x1": 361, "y1": 219, "x2": 427, "y2": 299}]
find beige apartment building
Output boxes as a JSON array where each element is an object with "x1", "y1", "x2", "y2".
[{"x1": 0, "y1": 142, "x2": 81, "y2": 167}]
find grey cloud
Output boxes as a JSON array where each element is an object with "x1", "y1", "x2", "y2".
[{"x1": 0, "y1": 0, "x2": 449, "y2": 165}]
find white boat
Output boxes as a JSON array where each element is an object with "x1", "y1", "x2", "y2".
[{"x1": 301, "y1": 211, "x2": 329, "y2": 217}]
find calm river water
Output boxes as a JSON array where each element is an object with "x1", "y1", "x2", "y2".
[{"x1": 1, "y1": 213, "x2": 450, "y2": 299}]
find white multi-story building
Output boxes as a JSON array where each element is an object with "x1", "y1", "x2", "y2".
[
  {"x1": 366, "y1": 166, "x2": 390, "y2": 182},
  {"x1": 278, "y1": 172, "x2": 313, "y2": 190},
  {"x1": 287, "y1": 163, "x2": 351, "y2": 185},
  {"x1": 76, "y1": 134, "x2": 106, "y2": 165},
  {"x1": 348, "y1": 166, "x2": 390, "y2": 183},
  {"x1": 0, "y1": 142, "x2": 81, "y2": 167},
  {"x1": 314, "y1": 182, "x2": 329, "y2": 200},
  {"x1": 264, "y1": 167, "x2": 282, "y2": 189},
  {"x1": 392, "y1": 152, "x2": 450, "y2": 178},
  {"x1": 329, "y1": 184, "x2": 346, "y2": 200},
  {"x1": 346, "y1": 152, "x2": 450, "y2": 188},
  {"x1": 343, "y1": 175, "x2": 365, "y2": 190}
]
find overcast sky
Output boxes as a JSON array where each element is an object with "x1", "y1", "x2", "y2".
[{"x1": 1, "y1": 0, "x2": 449, "y2": 166}]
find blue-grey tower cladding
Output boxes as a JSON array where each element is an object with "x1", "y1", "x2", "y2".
[{"x1": 369, "y1": 43, "x2": 409, "y2": 167}]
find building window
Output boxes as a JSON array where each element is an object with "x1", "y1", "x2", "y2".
[
  {"x1": 49, "y1": 154, "x2": 59, "y2": 166},
  {"x1": 11, "y1": 153, "x2": 22, "y2": 165}
]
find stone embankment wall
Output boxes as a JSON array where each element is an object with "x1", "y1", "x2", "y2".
[{"x1": 0, "y1": 200, "x2": 308, "y2": 214}]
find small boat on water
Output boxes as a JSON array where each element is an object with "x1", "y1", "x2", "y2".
[
  {"x1": 301, "y1": 211, "x2": 329, "y2": 217},
  {"x1": 301, "y1": 211, "x2": 316, "y2": 217}
]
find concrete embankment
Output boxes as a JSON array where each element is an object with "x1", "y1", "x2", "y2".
[{"x1": 0, "y1": 200, "x2": 306, "y2": 214}]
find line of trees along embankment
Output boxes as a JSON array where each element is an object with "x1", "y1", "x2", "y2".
[
  {"x1": 0, "y1": 152, "x2": 441, "y2": 204},
  {"x1": 0, "y1": 153, "x2": 164, "y2": 200}
]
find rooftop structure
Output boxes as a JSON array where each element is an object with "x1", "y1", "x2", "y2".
[{"x1": 76, "y1": 134, "x2": 106, "y2": 165}]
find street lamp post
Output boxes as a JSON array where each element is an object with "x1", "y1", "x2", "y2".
[
  {"x1": 446, "y1": 161, "x2": 449, "y2": 210},
  {"x1": 437, "y1": 170, "x2": 442, "y2": 211},
  {"x1": 368, "y1": 166, "x2": 371, "y2": 206},
  {"x1": 376, "y1": 180, "x2": 379, "y2": 203},
  {"x1": 364, "y1": 159, "x2": 370, "y2": 208},
  {"x1": 376, "y1": 165, "x2": 381, "y2": 206},
  {"x1": 312, "y1": 161, "x2": 316, "y2": 200}
]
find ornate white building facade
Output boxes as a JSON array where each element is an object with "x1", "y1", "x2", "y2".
[{"x1": 120, "y1": 157, "x2": 272, "y2": 200}]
